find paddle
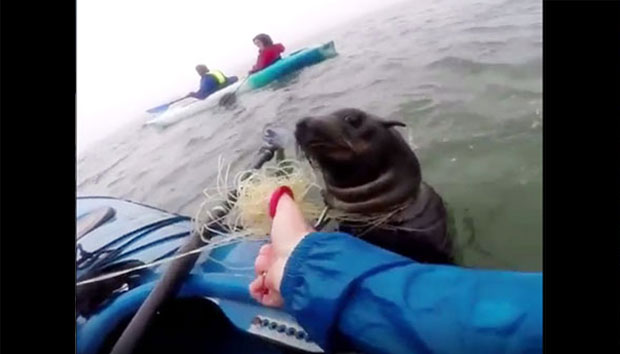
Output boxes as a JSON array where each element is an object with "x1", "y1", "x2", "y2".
[
  {"x1": 218, "y1": 76, "x2": 250, "y2": 107},
  {"x1": 76, "y1": 207, "x2": 116, "y2": 241},
  {"x1": 148, "y1": 74, "x2": 247, "y2": 113},
  {"x1": 109, "y1": 128, "x2": 284, "y2": 354},
  {"x1": 145, "y1": 95, "x2": 190, "y2": 114}
]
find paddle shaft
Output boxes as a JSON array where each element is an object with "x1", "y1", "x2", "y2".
[
  {"x1": 169, "y1": 96, "x2": 190, "y2": 105},
  {"x1": 110, "y1": 146, "x2": 277, "y2": 354},
  {"x1": 218, "y1": 76, "x2": 251, "y2": 107},
  {"x1": 76, "y1": 207, "x2": 116, "y2": 241},
  {"x1": 233, "y1": 76, "x2": 250, "y2": 95},
  {"x1": 146, "y1": 96, "x2": 191, "y2": 113}
]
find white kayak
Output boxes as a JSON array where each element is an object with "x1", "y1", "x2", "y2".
[{"x1": 144, "y1": 81, "x2": 243, "y2": 128}]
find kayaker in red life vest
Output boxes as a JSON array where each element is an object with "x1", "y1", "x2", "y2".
[{"x1": 249, "y1": 34, "x2": 285, "y2": 74}]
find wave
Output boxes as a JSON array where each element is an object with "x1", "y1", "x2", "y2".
[{"x1": 426, "y1": 56, "x2": 541, "y2": 77}]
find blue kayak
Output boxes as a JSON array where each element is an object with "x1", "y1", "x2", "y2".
[{"x1": 76, "y1": 196, "x2": 325, "y2": 354}]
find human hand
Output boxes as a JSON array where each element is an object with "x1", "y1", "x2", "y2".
[{"x1": 248, "y1": 192, "x2": 315, "y2": 307}]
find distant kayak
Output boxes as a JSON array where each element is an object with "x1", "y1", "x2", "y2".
[
  {"x1": 145, "y1": 41, "x2": 338, "y2": 128},
  {"x1": 244, "y1": 41, "x2": 337, "y2": 90}
]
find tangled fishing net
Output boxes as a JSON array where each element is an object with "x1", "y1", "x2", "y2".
[
  {"x1": 193, "y1": 155, "x2": 409, "y2": 243},
  {"x1": 193, "y1": 157, "x2": 325, "y2": 240}
]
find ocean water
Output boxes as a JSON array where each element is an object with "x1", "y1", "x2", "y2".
[{"x1": 77, "y1": 0, "x2": 542, "y2": 271}]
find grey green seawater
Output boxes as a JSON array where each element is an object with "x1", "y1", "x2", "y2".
[{"x1": 78, "y1": 0, "x2": 542, "y2": 271}]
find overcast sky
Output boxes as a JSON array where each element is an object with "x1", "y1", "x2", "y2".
[{"x1": 76, "y1": 0, "x2": 404, "y2": 155}]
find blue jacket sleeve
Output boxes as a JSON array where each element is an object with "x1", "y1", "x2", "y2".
[
  {"x1": 280, "y1": 232, "x2": 542, "y2": 354},
  {"x1": 195, "y1": 75, "x2": 218, "y2": 99}
]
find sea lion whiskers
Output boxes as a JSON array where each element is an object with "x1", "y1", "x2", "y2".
[{"x1": 343, "y1": 138, "x2": 355, "y2": 151}]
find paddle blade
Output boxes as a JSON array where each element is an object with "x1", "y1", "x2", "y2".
[
  {"x1": 146, "y1": 96, "x2": 188, "y2": 114},
  {"x1": 76, "y1": 207, "x2": 116, "y2": 240},
  {"x1": 146, "y1": 103, "x2": 172, "y2": 114}
]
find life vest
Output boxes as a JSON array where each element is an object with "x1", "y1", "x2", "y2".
[{"x1": 208, "y1": 70, "x2": 227, "y2": 85}]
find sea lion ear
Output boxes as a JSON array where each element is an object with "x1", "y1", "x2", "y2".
[{"x1": 383, "y1": 120, "x2": 407, "y2": 128}]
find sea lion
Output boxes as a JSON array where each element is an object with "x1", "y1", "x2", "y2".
[{"x1": 295, "y1": 108, "x2": 454, "y2": 264}]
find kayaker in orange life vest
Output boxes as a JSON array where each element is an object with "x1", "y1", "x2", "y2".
[
  {"x1": 186, "y1": 64, "x2": 238, "y2": 100},
  {"x1": 249, "y1": 34, "x2": 285, "y2": 74}
]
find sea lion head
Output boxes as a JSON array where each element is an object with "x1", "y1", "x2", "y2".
[
  {"x1": 295, "y1": 109, "x2": 452, "y2": 264},
  {"x1": 295, "y1": 108, "x2": 411, "y2": 188}
]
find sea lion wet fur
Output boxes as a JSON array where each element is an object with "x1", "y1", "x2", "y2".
[{"x1": 295, "y1": 108, "x2": 454, "y2": 264}]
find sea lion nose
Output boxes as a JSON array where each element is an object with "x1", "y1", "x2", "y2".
[
  {"x1": 296, "y1": 117, "x2": 311, "y2": 131},
  {"x1": 295, "y1": 117, "x2": 315, "y2": 144}
]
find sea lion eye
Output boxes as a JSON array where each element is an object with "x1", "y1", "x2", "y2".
[{"x1": 344, "y1": 113, "x2": 363, "y2": 128}]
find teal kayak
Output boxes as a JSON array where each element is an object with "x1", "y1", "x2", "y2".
[{"x1": 244, "y1": 41, "x2": 338, "y2": 91}]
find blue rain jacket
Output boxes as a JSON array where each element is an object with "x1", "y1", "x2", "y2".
[
  {"x1": 195, "y1": 74, "x2": 219, "y2": 99},
  {"x1": 281, "y1": 232, "x2": 542, "y2": 354}
]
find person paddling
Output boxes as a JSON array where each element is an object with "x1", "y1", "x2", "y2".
[
  {"x1": 249, "y1": 34, "x2": 285, "y2": 74},
  {"x1": 186, "y1": 64, "x2": 238, "y2": 100},
  {"x1": 219, "y1": 34, "x2": 284, "y2": 107}
]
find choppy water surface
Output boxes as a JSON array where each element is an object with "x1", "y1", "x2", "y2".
[{"x1": 78, "y1": 0, "x2": 542, "y2": 271}]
